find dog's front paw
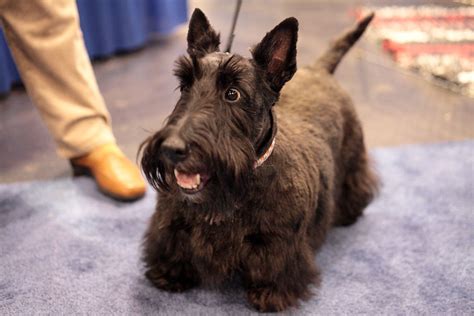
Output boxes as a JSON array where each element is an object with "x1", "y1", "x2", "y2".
[
  {"x1": 247, "y1": 286, "x2": 298, "y2": 313},
  {"x1": 145, "y1": 262, "x2": 199, "y2": 293}
]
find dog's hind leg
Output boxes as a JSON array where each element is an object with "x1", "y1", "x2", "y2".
[{"x1": 333, "y1": 118, "x2": 379, "y2": 226}]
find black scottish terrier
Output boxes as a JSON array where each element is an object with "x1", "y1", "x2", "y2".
[{"x1": 140, "y1": 9, "x2": 378, "y2": 312}]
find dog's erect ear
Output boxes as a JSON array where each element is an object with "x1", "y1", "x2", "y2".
[
  {"x1": 252, "y1": 17, "x2": 298, "y2": 92},
  {"x1": 187, "y1": 9, "x2": 220, "y2": 57}
]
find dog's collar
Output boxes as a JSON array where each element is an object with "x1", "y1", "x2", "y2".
[
  {"x1": 254, "y1": 109, "x2": 277, "y2": 169},
  {"x1": 254, "y1": 137, "x2": 275, "y2": 168}
]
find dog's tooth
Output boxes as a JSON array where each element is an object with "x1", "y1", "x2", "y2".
[{"x1": 174, "y1": 171, "x2": 202, "y2": 190}]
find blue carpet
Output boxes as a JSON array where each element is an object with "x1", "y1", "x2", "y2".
[{"x1": 1, "y1": 141, "x2": 473, "y2": 315}]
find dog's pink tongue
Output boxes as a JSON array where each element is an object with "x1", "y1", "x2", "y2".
[{"x1": 174, "y1": 169, "x2": 200, "y2": 189}]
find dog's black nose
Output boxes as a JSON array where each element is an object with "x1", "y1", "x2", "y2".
[{"x1": 160, "y1": 135, "x2": 188, "y2": 163}]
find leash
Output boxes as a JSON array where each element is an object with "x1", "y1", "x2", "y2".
[
  {"x1": 224, "y1": 0, "x2": 243, "y2": 53},
  {"x1": 223, "y1": 0, "x2": 276, "y2": 168}
]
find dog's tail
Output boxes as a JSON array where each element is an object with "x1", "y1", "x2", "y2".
[{"x1": 314, "y1": 13, "x2": 374, "y2": 74}]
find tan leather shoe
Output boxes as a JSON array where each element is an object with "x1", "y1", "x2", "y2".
[{"x1": 70, "y1": 143, "x2": 146, "y2": 201}]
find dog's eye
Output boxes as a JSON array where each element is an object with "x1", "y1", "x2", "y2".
[{"x1": 224, "y1": 88, "x2": 240, "y2": 102}]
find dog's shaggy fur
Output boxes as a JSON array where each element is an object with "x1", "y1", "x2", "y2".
[{"x1": 140, "y1": 9, "x2": 379, "y2": 312}]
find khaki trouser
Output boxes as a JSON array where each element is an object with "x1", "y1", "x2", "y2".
[{"x1": 0, "y1": 0, "x2": 115, "y2": 158}]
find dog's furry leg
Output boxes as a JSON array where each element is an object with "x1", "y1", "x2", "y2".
[
  {"x1": 143, "y1": 208, "x2": 200, "y2": 292},
  {"x1": 241, "y1": 238, "x2": 319, "y2": 312},
  {"x1": 335, "y1": 150, "x2": 379, "y2": 226},
  {"x1": 334, "y1": 116, "x2": 379, "y2": 226}
]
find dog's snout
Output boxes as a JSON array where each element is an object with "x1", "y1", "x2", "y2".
[{"x1": 160, "y1": 134, "x2": 188, "y2": 163}]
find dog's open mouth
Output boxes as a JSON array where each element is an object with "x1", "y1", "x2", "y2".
[{"x1": 174, "y1": 169, "x2": 210, "y2": 194}]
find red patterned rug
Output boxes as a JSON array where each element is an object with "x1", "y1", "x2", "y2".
[{"x1": 357, "y1": 5, "x2": 474, "y2": 97}]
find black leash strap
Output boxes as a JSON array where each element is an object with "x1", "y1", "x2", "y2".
[{"x1": 224, "y1": 0, "x2": 243, "y2": 53}]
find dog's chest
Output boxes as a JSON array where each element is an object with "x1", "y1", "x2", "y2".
[{"x1": 189, "y1": 220, "x2": 246, "y2": 277}]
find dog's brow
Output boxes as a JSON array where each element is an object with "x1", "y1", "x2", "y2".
[{"x1": 217, "y1": 55, "x2": 246, "y2": 87}]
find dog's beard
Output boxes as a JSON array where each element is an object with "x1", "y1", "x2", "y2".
[
  {"x1": 169, "y1": 152, "x2": 254, "y2": 208},
  {"x1": 141, "y1": 131, "x2": 256, "y2": 220}
]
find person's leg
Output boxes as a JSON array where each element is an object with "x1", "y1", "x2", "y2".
[
  {"x1": 0, "y1": 0, "x2": 113, "y2": 157},
  {"x1": 0, "y1": 0, "x2": 145, "y2": 200}
]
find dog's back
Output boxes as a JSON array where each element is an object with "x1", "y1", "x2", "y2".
[
  {"x1": 278, "y1": 13, "x2": 374, "y2": 136},
  {"x1": 276, "y1": 14, "x2": 378, "y2": 230}
]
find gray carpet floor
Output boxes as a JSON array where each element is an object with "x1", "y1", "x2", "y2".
[{"x1": 1, "y1": 141, "x2": 473, "y2": 315}]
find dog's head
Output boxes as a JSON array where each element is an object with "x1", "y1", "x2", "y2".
[{"x1": 140, "y1": 9, "x2": 298, "y2": 206}]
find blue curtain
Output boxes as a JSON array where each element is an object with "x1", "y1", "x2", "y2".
[
  {"x1": 0, "y1": 0, "x2": 187, "y2": 94},
  {"x1": 0, "y1": 31, "x2": 20, "y2": 94}
]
